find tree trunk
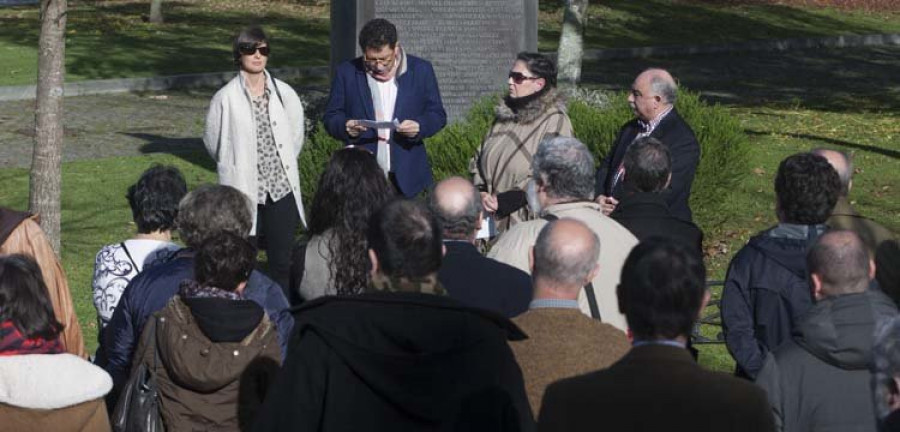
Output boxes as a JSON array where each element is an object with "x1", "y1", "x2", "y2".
[
  {"x1": 30, "y1": 0, "x2": 67, "y2": 256},
  {"x1": 557, "y1": 0, "x2": 588, "y2": 88},
  {"x1": 149, "y1": 0, "x2": 163, "y2": 23}
]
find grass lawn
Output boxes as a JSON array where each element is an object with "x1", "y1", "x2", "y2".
[{"x1": 2, "y1": 0, "x2": 900, "y2": 86}]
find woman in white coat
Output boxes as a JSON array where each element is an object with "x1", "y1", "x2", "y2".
[{"x1": 203, "y1": 26, "x2": 306, "y2": 295}]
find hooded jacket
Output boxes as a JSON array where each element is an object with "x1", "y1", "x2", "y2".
[
  {"x1": 755, "y1": 290, "x2": 898, "y2": 432},
  {"x1": 254, "y1": 292, "x2": 534, "y2": 431},
  {"x1": 721, "y1": 224, "x2": 825, "y2": 379},
  {"x1": 0, "y1": 354, "x2": 112, "y2": 432},
  {"x1": 134, "y1": 296, "x2": 281, "y2": 431}
]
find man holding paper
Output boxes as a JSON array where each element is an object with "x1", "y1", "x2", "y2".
[{"x1": 323, "y1": 18, "x2": 447, "y2": 197}]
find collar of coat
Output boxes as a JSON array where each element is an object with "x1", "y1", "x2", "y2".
[
  {"x1": 495, "y1": 87, "x2": 566, "y2": 124},
  {"x1": 368, "y1": 273, "x2": 446, "y2": 296},
  {"x1": 0, "y1": 208, "x2": 31, "y2": 247},
  {"x1": 0, "y1": 354, "x2": 111, "y2": 409}
]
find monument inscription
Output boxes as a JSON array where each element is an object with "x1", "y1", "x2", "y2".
[{"x1": 331, "y1": 0, "x2": 537, "y2": 122}]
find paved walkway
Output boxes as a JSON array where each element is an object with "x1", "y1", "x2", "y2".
[{"x1": 1, "y1": 45, "x2": 898, "y2": 168}]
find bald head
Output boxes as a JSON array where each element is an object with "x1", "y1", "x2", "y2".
[
  {"x1": 812, "y1": 148, "x2": 852, "y2": 196},
  {"x1": 808, "y1": 230, "x2": 872, "y2": 298},
  {"x1": 429, "y1": 176, "x2": 482, "y2": 240},
  {"x1": 532, "y1": 218, "x2": 601, "y2": 297},
  {"x1": 630, "y1": 68, "x2": 677, "y2": 122}
]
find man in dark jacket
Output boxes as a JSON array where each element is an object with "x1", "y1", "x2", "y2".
[
  {"x1": 98, "y1": 185, "x2": 293, "y2": 407},
  {"x1": 610, "y1": 136, "x2": 703, "y2": 254},
  {"x1": 430, "y1": 176, "x2": 532, "y2": 318},
  {"x1": 722, "y1": 153, "x2": 841, "y2": 379},
  {"x1": 538, "y1": 239, "x2": 775, "y2": 432},
  {"x1": 255, "y1": 200, "x2": 533, "y2": 431},
  {"x1": 323, "y1": 18, "x2": 447, "y2": 197},
  {"x1": 595, "y1": 68, "x2": 699, "y2": 222},
  {"x1": 756, "y1": 230, "x2": 897, "y2": 432}
]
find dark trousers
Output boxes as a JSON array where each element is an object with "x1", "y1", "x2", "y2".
[{"x1": 254, "y1": 192, "x2": 300, "y2": 298}]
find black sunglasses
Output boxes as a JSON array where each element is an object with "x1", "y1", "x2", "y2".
[
  {"x1": 238, "y1": 43, "x2": 270, "y2": 57},
  {"x1": 509, "y1": 71, "x2": 540, "y2": 85}
]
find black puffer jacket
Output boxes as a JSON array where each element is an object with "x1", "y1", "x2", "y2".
[
  {"x1": 755, "y1": 290, "x2": 898, "y2": 432},
  {"x1": 721, "y1": 224, "x2": 825, "y2": 379}
]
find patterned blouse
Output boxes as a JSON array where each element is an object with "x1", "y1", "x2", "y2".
[{"x1": 252, "y1": 89, "x2": 291, "y2": 203}]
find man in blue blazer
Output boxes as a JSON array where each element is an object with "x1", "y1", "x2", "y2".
[{"x1": 323, "y1": 18, "x2": 447, "y2": 197}]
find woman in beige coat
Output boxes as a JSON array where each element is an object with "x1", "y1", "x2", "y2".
[
  {"x1": 203, "y1": 26, "x2": 306, "y2": 294},
  {"x1": 471, "y1": 52, "x2": 573, "y2": 233}
]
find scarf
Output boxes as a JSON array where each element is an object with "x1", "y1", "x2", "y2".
[
  {"x1": 0, "y1": 319, "x2": 63, "y2": 356},
  {"x1": 178, "y1": 279, "x2": 243, "y2": 300},
  {"x1": 368, "y1": 273, "x2": 446, "y2": 296}
]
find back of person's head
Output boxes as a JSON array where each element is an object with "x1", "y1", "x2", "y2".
[
  {"x1": 807, "y1": 230, "x2": 871, "y2": 298},
  {"x1": 367, "y1": 199, "x2": 442, "y2": 279},
  {"x1": 516, "y1": 52, "x2": 558, "y2": 88},
  {"x1": 232, "y1": 26, "x2": 268, "y2": 65},
  {"x1": 194, "y1": 232, "x2": 257, "y2": 292},
  {"x1": 872, "y1": 316, "x2": 900, "y2": 421},
  {"x1": 308, "y1": 148, "x2": 395, "y2": 294},
  {"x1": 532, "y1": 136, "x2": 595, "y2": 201},
  {"x1": 358, "y1": 18, "x2": 397, "y2": 50},
  {"x1": 0, "y1": 254, "x2": 62, "y2": 341},
  {"x1": 623, "y1": 137, "x2": 671, "y2": 193},
  {"x1": 428, "y1": 176, "x2": 482, "y2": 240},
  {"x1": 774, "y1": 152, "x2": 840, "y2": 225},
  {"x1": 643, "y1": 68, "x2": 678, "y2": 105},
  {"x1": 177, "y1": 184, "x2": 252, "y2": 249},
  {"x1": 811, "y1": 148, "x2": 852, "y2": 197},
  {"x1": 127, "y1": 165, "x2": 187, "y2": 234},
  {"x1": 617, "y1": 238, "x2": 707, "y2": 340},
  {"x1": 533, "y1": 219, "x2": 600, "y2": 294}
]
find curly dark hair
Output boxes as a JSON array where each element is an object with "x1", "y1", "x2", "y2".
[
  {"x1": 195, "y1": 232, "x2": 257, "y2": 292},
  {"x1": 127, "y1": 165, "x2": 187, "y2": 234},
  {"x1": 774, "y1": 153, "x2": 841, "y2": 225},
  {"x1": 0, "y1": 254, "x2": 63, "y2": 340},
  {"x1": 307, "y1": 148, "x2": 396, "y2": 294},
  {"x1": 358, "y1": 18, "x2": 397, "y2": 51}
]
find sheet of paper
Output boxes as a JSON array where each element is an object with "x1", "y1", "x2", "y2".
[
  {"x1": 358, "y1": 119, "x2": 400, "y2": 130},
  {"x1": 475, "y1": 216, "x2": 497, "y2": 240}
]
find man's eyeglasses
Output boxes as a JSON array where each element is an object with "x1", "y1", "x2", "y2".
[
  {"x1": 364, "y1": 55, "x2": 394, "y2": 67},
  {"x1": 238, "y1": 43, "x2": 270, "y2": 57},
  {"x1": 509, "y1": 71, "x2": 540, "y2": 85}
]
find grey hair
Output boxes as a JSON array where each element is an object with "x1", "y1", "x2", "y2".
[
  {"x1": 428, "y1": 179, "x2": 483, "y2": 240},
  {"x1": 873, "y1": 316, "x2": 900, "y2": 419},
  {"x1": 623, "y1": 136, "x2": 671, "y2": 193},
  {"x1": 532, "y1": 135, "x2": 596, "y2": 201},
  {"x1": 176, "y1": 184, "x2": 252, "y2": 248},
  {"x1": 812, "y1": 148, "x2": 852, "y2": 196},
  {"x1": 533, "y1": 219, "x2": 601, "y2": 286},
  {"x1": 650, "y1": 73, "x2": 677, "y2": 104}
]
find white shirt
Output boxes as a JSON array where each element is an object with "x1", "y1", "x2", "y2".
[{"x1": 373, "y1": 77, "x2": 398, "y2": 172}]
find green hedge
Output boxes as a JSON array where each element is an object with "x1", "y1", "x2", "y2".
[{"x1": 299, "y1": 89, "x2": 748, "y2": 233}]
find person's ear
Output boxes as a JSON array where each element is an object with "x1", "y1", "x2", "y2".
[
  {"x1": 528, "y1": 246, "x2": 535, "y2": 274},
  {"x1": 475, "y1": 211, "x2": 484, "y2": 231},
  {"x1": 442, "y1": 244, "x2": 447, "y2": 257},
  {"x1": 697, "y1": 289, "x2": 711, "y2": 321},
  {"x1": 664, "y1": 172, "x2": 673, "y2": 189},
  {"x1": 235, "y1": 281, "x2": 248, "y2": 295},
  {"x1": 811, "y1": 272, "x2": 825, "y2": 301},
  {"x1": 368, "y1": 249, "x2": 380, "y2": 278},
  {"x1": 869, "y1": 259, "x2": 877, "y2": 281},
  {"x1": 585, "y1": 263, "x2": 600, "y2": 285}
]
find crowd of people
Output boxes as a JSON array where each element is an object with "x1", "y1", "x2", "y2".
[{"x1": 0, "y1": 18, "x2": 898, "y2": 432}]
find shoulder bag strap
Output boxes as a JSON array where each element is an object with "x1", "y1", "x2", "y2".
[
  {"x1": 540, "y1": 213, "x2": 602, "y2": 321},
  {"x1": 120, "y1": 242, "x2": 140, "y2": 273}
]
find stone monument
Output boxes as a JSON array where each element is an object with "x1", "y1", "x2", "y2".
[{"x1": 331, "y1": 0, "x2": 538, "y2": 122}]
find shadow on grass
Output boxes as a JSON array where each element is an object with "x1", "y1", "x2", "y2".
[
  {"x1": 745, "y1": 129, "x2": 900, "y2": 159},
  {"x1": 122, "y1": 132, "x2": 215, "y2": 172},
  {"x1": 581, "y1": 46, "x2": 900, "y2": 113},
  {"x1": 539, "y1": 0, "x2": 898, "y2": 50},
  {"x1": 0, "y1": 1, "x2": 329, "y2": 81}
]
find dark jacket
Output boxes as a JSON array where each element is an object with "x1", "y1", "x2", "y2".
[
  {"x1": 254, "y1": 292, "x2": 534, "y2": 432},
  {"x1": 538, "y1": 344, "x2": 775, "y2": 432},
  {"x1": 135, "y1": 296, "x2": 281, "y2": 432},
  {"x1": 438, "y1": 241, "x2": 532, "y2": 318},
  {"x1": 610, "y1": 191, "x2": 703, "y2": 254},
  {"x1": 755, "y1": 290, "x2": 897, "y2": 432},
  {"x1": 721, "y1": 224, "x2": 825, "y2": 379},
  {"x1": 595, "y1": 108, "x2": 700, "y2": 222},
  {"x1": 323, "y1": 52, "x2": 447, "y2": 197},
  {"x1": 98, "y1": 252, "x2": 293, "y2": 405}
]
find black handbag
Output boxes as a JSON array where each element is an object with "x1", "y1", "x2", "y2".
[{"x1": 112, "y1": 316, "x2": 165, "y2": 432}]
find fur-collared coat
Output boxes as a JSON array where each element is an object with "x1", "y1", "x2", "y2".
[{"x1": 471, "y1": 89, "x2": 573, "y2": 230}]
